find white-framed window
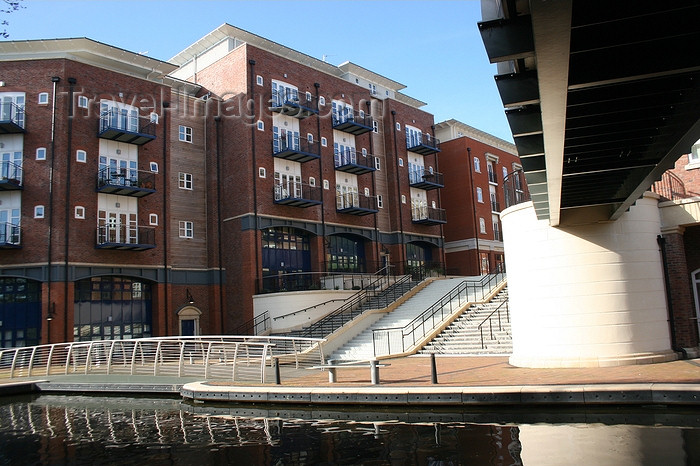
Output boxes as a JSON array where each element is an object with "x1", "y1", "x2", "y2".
[
  {"x1": 256, "y1": 75, "x2": 263, "y2": 86},
  {"x1": 396, "y1": 122, "x2": 401, "y2": 131},
  {"x1": 307, "y1": 133, "x2": 313, "y2": 143},
  {"x1": 178, "y1": 172, "x2": 193, "y2": 190},
  {"x1": 257, "y1": 120, "x2": 264, "y2": 131},
  {"x1": 38, "y1": 92, "x2": 49, "y2": 105},
  {"x1": 34, "y1": 205, "x2": 45, "y2": 219},
  {"x1": 36, "y1": 147, "x2": 46, "y2": 160},
  {"x1": 474, "y1": 157, "x2": 481, "y2": 173},
  {"x1": 309, "y1": 177, "x2": 316, "y2": 187},
  {"x1": 373, "y1": 121, "x2": 378, "y2": 133},
  {"x1": 150, "y1": 112, "x2": 159, "y2": 124},
  {"x1": 361, "y1": 148, "x2": 367, "y2": 157},
  {"x1": 363, "y1": 187, "x2": 370, "y2": 197},
  {"x1": 76, "y1": 150, "x2": 87, "y2": 163},
  {"x1": 689, "y1": 140, "x2": 700, "y2": 166},
  {"x1": 398, "y1": 158, "x2": 404, "y2": 167},
  {"x1": 323, "y1": 179, "x2": 330, "y2": 190},
  {"x1": 150, "y1": 162, "x2": 159, "y2": 173},
  {"x1": 321, "y1": 137, "x2": 327, "y2": 147},
  {"x1": 319, "y1": 96, "x2": 326, "y2": 106},
  {"x1": 479, "y1": 217, "x2": 487, "y2": 234},
  {"x1": 477, "y1": 187, "x2": 484, "y2": 203},
  {"x1": 374, "y1": 157, "x2": 381, "y2": 170},
  {"x1": 503, "y1": 166, "x2": 509, "y2": 180},
  {"x1": 401, "y1": 194, "x2": 406, "y2": 204},
  {"x1": 259, "y1": 167, "x2": 266, "y2": 178},
  {"x1": 78, "y1": 95, "x2": 88, "y2": 108},
  {"x1": 178, "y1": 125, "x2": 193, "y2": 143},
  {"x1": 74, "y1": 206, "x2": 85, "y2": 219},
  {"x1": 149, "y1": 213, "x2": 158, "y2": 225},
  {"x1": 377, "y1": 194, "x2": 383, "y2": 208},
  {"x1": 431, "y1": 200, "x2": 437, "y2": 208},
  {"x1": 368, "y1": 83, "x2": 377, "y2": 95},
  {"x1": 179, "y1": 221, "x2": 193, "y2": 238}
]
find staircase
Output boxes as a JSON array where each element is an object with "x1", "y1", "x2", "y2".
[
  {"x1": 329, "y1": 278, "x2": 466, "y2": 361},
  {"x1": 276, "y1": 277, "x2": 419, "y2": 340},
  {"x1": 420, "y1": 286, "x2": 511, "y2": 355}
]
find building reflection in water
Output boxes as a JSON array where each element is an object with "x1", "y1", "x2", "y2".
[{"x1": 0, "y1": 395, "x2": 698, "y2": 465}]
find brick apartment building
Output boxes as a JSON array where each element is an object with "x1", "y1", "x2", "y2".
[
  {"x1": 0, "y1": 25, "x2": 445, "y2": 346},
  {"x1": 435, "y1": 119, "x2": 526, "y2": 276}
]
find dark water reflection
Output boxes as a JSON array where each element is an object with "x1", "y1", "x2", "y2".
[{"x1": 0, "y1": 394, "x2": 699, "y2": 465}]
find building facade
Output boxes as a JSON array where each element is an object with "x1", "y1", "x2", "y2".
[
  {"x1": 435, "y1": 120, "x2": 525, "y2": 276},
  {"x1": 0, "y1": 25, "x2": 445, "y2": 346}
]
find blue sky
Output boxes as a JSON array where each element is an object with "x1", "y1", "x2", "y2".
[{"x1": 4, "y1": 0, "x2": 512, "y2": 142}]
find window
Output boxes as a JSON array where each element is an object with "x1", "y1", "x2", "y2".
[
  {"x1": 364, "y1": 187, "x2": 370, "y2": 197},
  {"x1": 74, "y1": 206, "x2": 85, "y2": 219},
  {"x1": 323, "y1": 179, "x2": 330, "y2": 190},
  {"x1": 36, "y1": 147, "x2": 46, "y2": 160},
  {"x1": 38, "y1": 92, "x2": 49, "y2": 105},
  {"x1": 368, "y1": 83, "x2": 377, "y2": 95},
  {"x1": 398, "y1": 158, "x2": 404, "y2": 167},
  {"x1": 178, "y1": 125, "x2": 193, "y2": 143},
  {"x1": 480, "y1": 217, "x2": 487, "y2": 234},
  {"x1": 179, "y1": 221, "x2": 193, "y2": 238},
  {"x1": 76, "y1": 150, "x2": 86, "y2": 163},
  {"x1": 305, "y1": 91, "x2": 312, "y2": 102},
  {"x1": 377, "y1": 194, "x2": 383, "y2": 208},
  {"x1": 309, "y1": 177, "x2": 316, "y2": 187},
  {"x1": 259, "y1": 167, "x2": 266, "y2": 178},
  {"x1": 321, "y1": 137, "x2": 327, "y2": 147},
  {"x1": 401, "y1": 194, "x2": 406, "y2": 204},
  {"x1": 257, "y1": 120, "x2": 264, "y2": 131},
  {"x1": 256, "y1": 75, "x2": 263, "y2": 86},
  {"x1": 477, "y1": 187, "x2": 483, "y2": 203},
  {"x1": 361, "y1": 148, "x2": 367, "y2": 157},
  {"x1": 149, "y1": 214, "x2": 158, "y2": 226},
  {"x1": 34, "y1": 205, "x2": 45, "y2": 219},
  {"x1": 150, "y1": 112, "x2": 159, "y2": 124},
  {"x1": 150, "y1": 162, "x2": 159, "y2": 173},
  {"x1": 396, "y1": 122, "x2": 401, "y2": 131},
  {"x1": 78, "y1": 96, "x2": 88, "y2": 108},
  {"x1": 373, "y1": 121, "x2": 378, "y2": 133},
  {"x1": 178, "y1": 172, "x2": 193, "y2": 190},
  {"x1": 689, "y1": 140, "x2": 700, "y2": 165},
  {"x1": 474, "y1": 157, "x2": 481, "y2": 173},
  {"x1": 319, "y1": 96, "x2": 326, "y2": 106},
  {"x1": 374, "y1": 157, "x2": 381, "y2": 170},
  {"x1": 307, "y1": 133, "x2": 313, "y2": 143},
  {"x1": 503, "y1": 166, "x2": 508, "y2": 180}
]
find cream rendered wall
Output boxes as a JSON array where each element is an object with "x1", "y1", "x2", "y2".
[
  {"x1": 253, "y1": 290, "x2": 355, "y2": 332},
  {"x1": 501, "y1": 193, "x2": 676, "y2": 367}
]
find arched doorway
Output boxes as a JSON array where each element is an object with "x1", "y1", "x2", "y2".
[
  {"x1": 326, "y1": 234, "x2": 366, "y2": 273},
  {"x1": 178, "y1": 306, "x2": 201, "y2": 336},
  {"x1": 261, "y1": 226, "x2": 313, "y2": 292},
  {"x1": 74, "y1": 276, "x2": 152, "y2": 341},
  {"x1": 0, "y1": 277, "x2": 41, "y2": 347}
]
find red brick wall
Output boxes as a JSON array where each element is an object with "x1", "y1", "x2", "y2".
[{"x1": 663, "y1": 231, "x2": 699, "y2": 349}]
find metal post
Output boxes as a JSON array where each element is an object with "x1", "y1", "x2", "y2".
[
  {"x1": 430, "y1": 353, "x2": 438, "y2": 384},
  {"x1": 370, "y1": 359, "x2": 379, "y2": 385},
  {"x1": 274, "y1": 357, "x2": 281, "y2": 385}
]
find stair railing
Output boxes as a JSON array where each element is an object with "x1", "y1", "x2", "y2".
[
  {"x1": 477, "y1": 300, "x2": 509, "y2": 349},
  {"x1": 372, "y1": 267, "x2": 506, "y2": 357},
  {"x1": 232, "y1": 311, "x2": 271, "y2": 336}
]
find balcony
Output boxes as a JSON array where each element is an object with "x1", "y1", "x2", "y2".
[
  {"x1": 96, "y1": 224, "x2": 155, "y2": 250},
  {"x1": 273, "y1": 183, "x2": 323, "y2": 208},
  {"x1": 336, "y1": 192, "x2": 378, "y2": 216},
  {"x1": 490, "y1": 196, "x2": 501, "y2": 213},
  {"x1": 0, "y1": 222, "x2": 21, "y2": 248},
  {"x1": 96, "y1": 168, "x2": 155, "y2": 198},
  {"x1": 98, "y1": 110, "x2": 156, "y2": 146},
  {"x1": 334, "y1": 148, "x2": 377, "y2": 175},
  {"x1": 488, "y1": 170, "x2": 498, "y2": 184},
  {"x1": 272, "y1": 134, "x2": 320, "y2": 163},
  {"x1": 406, "y1": 134, "x2": 440, "y2": 156},
  {"x1": 332, "y1": 109, "x2": 373, "y2": 135},
  {"x1": 408, "y1": 168, "x2": 444, "y2": 190},
  {"x1": 493, "y1": 228, "x2": 503, "y2": 242},
  {"x1": 0, "y1": 102, "x2": 25, "y2": 134},
  {"x1": 269, "y1": 88, "x2": 318, "y2": 119},
  {"x1": 411, "y1": 205, "x2": 446, "y2": 225},
  {"x1": 0, "y1": 161, "x2": 23, "y2": 190}
]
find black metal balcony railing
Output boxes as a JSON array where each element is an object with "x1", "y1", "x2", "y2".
[
  {"x1": 273, "y1": 182, "x2": 323, "y2": 208},
  {"x1": 411, "y1": 205, "x2": 447, "y2": 225},
  {"x1": 490, "y1": 197, "x2": 501, "y2": 213},
  {"x1": 493, "y1": 228, "x2": 503, "y2": 242},
  {"x1": 406, "y1": 134, "x2": 440, "y2": 155},
  {"x1": 0, "y1": 102, "x2": 26, "y2": 133},
  {"x1": 488, "y1": 170, "x2": 498, "y2": 184},
  {"x1": 96, "y1": 168, "x2": 156, "y2": 198},
  {"x1": 503, "y1": 169, "x2": 531, "y2": 209},
  {"x1": 272, "y1": 134, "x2": 321, "y2": 163},
  {"x1": 269, "y1": 88, "x2": 318, "y2": 119},
  {"x1": 96, "y1": 224, "x2": 155, "y2": 250},
  {"x1": 98, "y1": 110, "x2": 156, "y2": 145},
  {"x1": 334, "y1": 148, "x2": 377, "y2": 175},
  {"x1": 0, "y1": 161, "x2": 23, "y2": 190},
  {"x1": 332, "y1": 109, "x2": 373, "y2": 135},
  {"x1": 0, "y1": 222, "x2": 21, "y2": 248},
  {"x1": 336, "y1": 192, "x2": 378, "y2": 216},
  {"x1": 651, "y1": 171, "x2": 692, "y2": 201},
  {"x1": 408, "y1": 168, "x2": 444, "y2": 190}
]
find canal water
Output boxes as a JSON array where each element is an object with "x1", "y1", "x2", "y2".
[{"x1": 0, "y1": 394, "x2": 699, "y2": 465}]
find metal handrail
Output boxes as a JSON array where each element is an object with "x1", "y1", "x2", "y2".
[
  {"x1": 651, "y1": 171, "x2": 692, "y2": 201},
  {"x1": 232, "y1": 311, "x2": 272, "y2": 335},
  {"x1": 0, "y1": 335, "x2": 325, "y2": 382},
  {"x1": 372, "y1": 268, "x2": 506, "y2": 356},
  {"x1": 477, "y1": 300, "x2": 510, "y2": 349}
]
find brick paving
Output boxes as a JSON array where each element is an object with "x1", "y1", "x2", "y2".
[{"x1": 277, "y1": 356, "x2": 700, "y2": 387}]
